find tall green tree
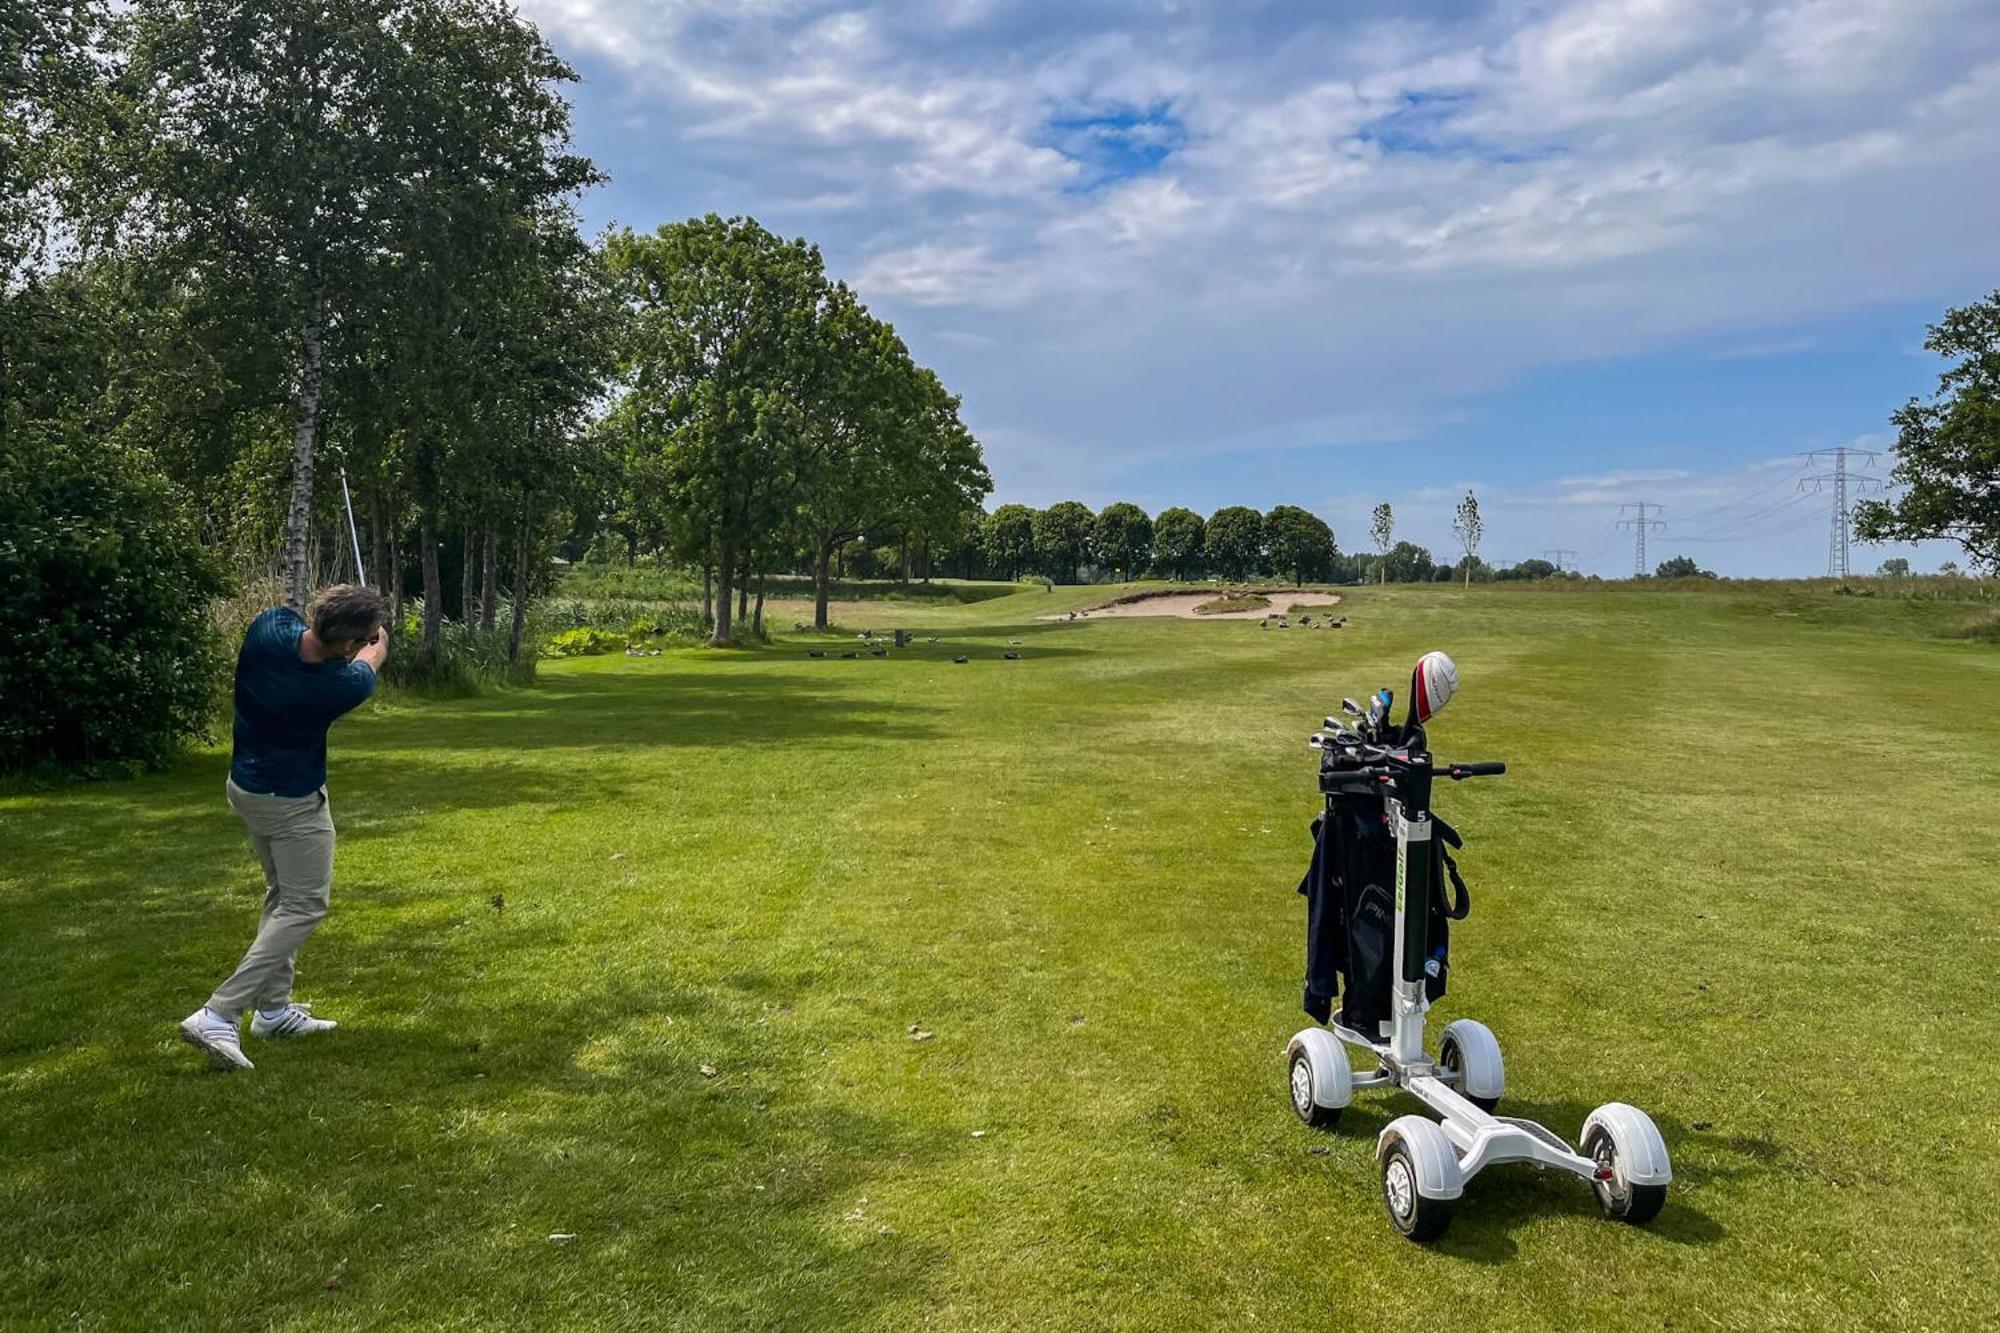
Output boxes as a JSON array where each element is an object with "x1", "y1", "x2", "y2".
[
  {"x1": 1033, "y1": 501, "x2": 1094, "y2": 583},
  {"x1": 1451, "y1": 491, "x2": 1484, "y2": 588},
  {"x1": 1370, "y1": 503, "x2": 1394, "y2": 584},
  {"x1": 893, "y1": 369, "x2": 991, "y2": 591},
  {"x1": 604, "y1": 216, "x2": 827, "y2": 644},
  {"x1": 1854, "y1": 291, "x2": 2000, "y2": 572},
  {"x1": 1091, "y1": 503, "x2": 1153, "y2": 581},
  {"x1": 1381, "y1": 540, "x2": 1434, "y2": 583},
  {"x1": 117, "y1": 0, "x2": 594, "y2": 607},
  {"x1": 983, "y1": 504, "x2": 1037, "y2": 580},
  {"x1": 1205, "y1": 505, "x2": 1265, "y2": 580},
  {"x1": 1152, "y1": 506, "x2": 1204, "y2": 580},
  {"x1": 788, "y1": 283, "x2": 910, "y2": 629},
  {"x1": 1264, "y1": 505, "x2": 1336, "y2": 584}
]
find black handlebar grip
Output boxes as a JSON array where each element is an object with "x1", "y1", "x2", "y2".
[{"x1": 1446, "y1": 761, "x2": 1506, "y2": 778}]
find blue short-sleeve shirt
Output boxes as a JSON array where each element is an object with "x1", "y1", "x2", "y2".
[{"x1": 228, "y1": 607, "x2": 377, "y2": 797}]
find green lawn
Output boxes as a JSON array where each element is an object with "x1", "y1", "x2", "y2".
[{"x1": 4, "y1": 582, "x2": 1998, "y2": 1329}]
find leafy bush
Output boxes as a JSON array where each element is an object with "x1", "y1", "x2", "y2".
[
  {"x1": 382, "y1": 601, "x2": 540, "y2": 695},
  {"x1": 546, "y1": 626, "x2": 626, "y2": 658},
  {"x1": 558, "y1": 561, "x2": 701, "y2": 602},
  {"x1": 539, "y1": 596, "x2": 707, "y2": 640},
  {"x1": 1, "y1": 431, "x2": 230, "y2": 773}
]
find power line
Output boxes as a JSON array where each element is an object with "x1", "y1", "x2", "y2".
[
  {"x1": 1616, "y1": 502, "x2": 1666, "y2": 577},
  {"x1": 1674, "y1": 489, "x2": 1817, "y2": 542},
  {"x1": 1671, "y1": 461, "x2": 1811, "y2": 527},
  {"x1": 1542, "y1": 548, "x2": 1577, "y2": 572}
]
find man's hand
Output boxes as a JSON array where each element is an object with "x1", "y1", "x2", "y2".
[{"x1": 356, "y1": 627, "x2": 390, "y2": 674}]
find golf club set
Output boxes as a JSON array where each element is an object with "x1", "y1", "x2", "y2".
[{"x1": 1285, "y1": 650, "x2": 1671, "y2": 1241}]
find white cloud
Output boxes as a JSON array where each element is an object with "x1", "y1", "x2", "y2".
[{"x1": 525, "y1": 0, "x2": 2000, "y2": 573}]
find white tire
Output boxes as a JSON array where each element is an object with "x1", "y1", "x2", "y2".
[
  {"x1": 1438, "y1": 1018, "x2": 1505, "y2": 1111},
  {"x1": 1377, "y1": 1115, "x2": 1461, "y2": 1240},
  {"x1": 1286, "y1": 1029, "x2": 1352, "y2": 1127},
  {"x1": 1582, "y1": 1102, "x2": 1671, "y2": 1224}
]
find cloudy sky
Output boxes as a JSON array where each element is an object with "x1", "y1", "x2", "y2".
[{"x1": 522, "y1": 0, "x2": 1998, "y2": 576}]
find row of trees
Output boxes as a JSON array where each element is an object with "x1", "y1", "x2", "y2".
[
  {"x1": 969, "y1": 502, "x2": 1340, "y2": 584},
  {"x1": 801, "y1": 493, "x2": 1513, "y2": 588}
]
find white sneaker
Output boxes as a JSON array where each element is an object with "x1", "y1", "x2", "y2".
[
  {"x1": 179, "y1": 1008, "x2": 254, "y2": 1071},
  {"x1": 250, "y1": 1002, "x2": 338, "y2": 1039}
]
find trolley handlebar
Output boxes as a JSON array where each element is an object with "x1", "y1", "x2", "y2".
[
  {"x1": 1444, "y1": 761, "x2": 1505, "y2": 779},
  {"x1": 1317, "y1": 757, "x2": 1507, "y2": 786}
]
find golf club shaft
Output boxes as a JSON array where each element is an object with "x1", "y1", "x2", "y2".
[{"x1": 340, "y1": 468, "x2": 366, "y2": 586}]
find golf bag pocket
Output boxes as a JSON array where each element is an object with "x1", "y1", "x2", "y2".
[{"x1": 1343, "y1": 882, "x2": 1394, "y2": 1032}]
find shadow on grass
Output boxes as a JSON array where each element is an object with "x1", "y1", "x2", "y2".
[
  {"x1": 1, "y1": 909, "x2": 957, "y2": 1326},
  {"x1": 0, "y1": 666, "x2": 947, "y2": 912}
]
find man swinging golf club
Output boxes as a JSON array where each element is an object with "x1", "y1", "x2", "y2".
[{"x1": 179, "y1": 584, "x2": 389, "y2": 1071}]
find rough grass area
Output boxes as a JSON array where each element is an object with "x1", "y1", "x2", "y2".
[
  {"x1": 1193, "y1": 593, "x2": 1271, "y2": 615},
  {"x1": 3, "y1": 581, "x2": 1997, "y2": 1329}
]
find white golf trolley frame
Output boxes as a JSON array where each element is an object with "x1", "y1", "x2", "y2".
[{"x1": 1286, "y1": 657, "x2": 1671, "y2": 1242}]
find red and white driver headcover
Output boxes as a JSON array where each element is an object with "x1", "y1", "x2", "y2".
[{"x1": 1410, "y1": 650, "x2": 1459, "y2": 726}]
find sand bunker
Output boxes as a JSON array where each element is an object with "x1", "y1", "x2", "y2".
[{"x1": 1040, "y1": 590, "x2": 1343, "y2": 622}]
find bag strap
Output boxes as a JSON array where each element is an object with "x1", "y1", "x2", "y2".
[{"x1": 1436, "y1": 845, "x2": 1470, "y2": 920}]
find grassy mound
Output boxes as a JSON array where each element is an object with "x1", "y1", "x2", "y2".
[{"x1": 1193, "y1": 593, "x2": 1271, "y2": 614}]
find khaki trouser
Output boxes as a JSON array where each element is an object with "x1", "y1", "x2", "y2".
[{"x1": 208, "y1": 779, "x2": 337, "y2": 1020}]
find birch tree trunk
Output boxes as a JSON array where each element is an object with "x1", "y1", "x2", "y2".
[
  {"x1": 387, "y1": 508, "x2": 403, "y2": 626},
  {"x1": 479, "y1": 527, "x2": 499, "y2": 632},
  {"x1": 421, "y1": 507, "x2": 444, "y2": 658},
  {"x1": 282, "y1": 297, "x2": 324, "y2": 608},
  {"x1": 461, "y1": 528, "x2": 478, "y2": 623},
  {"x1": 370, "y1": 490, "x2": 392, "y2": 599},
  {"x1": 508, "y1": 495, "x2": 534, "y2": 662}
]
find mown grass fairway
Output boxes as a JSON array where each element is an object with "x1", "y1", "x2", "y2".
[{"x1": 4, "y1": 583, "x2": 1998, "y2": 1330}]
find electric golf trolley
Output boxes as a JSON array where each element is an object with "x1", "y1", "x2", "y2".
[{"x1": 1285, "y1": 651, "x2": 1670, "y2": 1242}]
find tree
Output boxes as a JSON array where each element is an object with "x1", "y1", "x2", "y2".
[
  {"x1": 1497, "y1": 558, "x2": 1558, "y2": 581},
  {"x1": 1032, "y1": 501, "x2": 1093, "y2": 583},
  {"x1": 1854, "y1": 292, "x2": 2000, "y2": 572},
  {"x1": 890, "y1": 368, "x2": 992, "y2": 595},
  {"x1": 1153, "y1": 506, "x2": 1204, "y2": 580},
  {"x1": 1264, "y1": 505, "x2": 1336, "y2": 584},
  {"x1": 983, "y1": 505, "x2": 1037, "y2": 580},
  {"x1": 1370, "y1": 503, "x2": 1394, "y2": 584},
  {"x1": 1877, "y1": 557, "x2": 1911, "y2": 577},
  {"x1": 1091, "y1": 503, "x2": 1153, "y2": 581},
  {"x1": 1654, "y1": 555, "x2": 1716, "y2": 578},
  {"x1": 604, "y1": 216, "x2": 828, "y2": 644},
  {"x1": 790, "y1": 285, "x2": 929, "y2": 628},
  {"x1": 1451, "y1": 491, "x2": 1483, "y2": 588},
  {"x1": 1205, "y1": 506, "x2": 1266, "y2": 580},
  {"x1": 118, "y1": 0, "x2": 596, "y2": 608},
  {"x1": 1381, "y1": 540, "x2": 1435, "y2": 583},
  {"x1": 1940, "y1": 560, "x2": 1961, "y2": 577}
]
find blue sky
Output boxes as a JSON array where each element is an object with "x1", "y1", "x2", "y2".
[{"x1": 525, "y1": 0, "x2": 2000, "y2": 576}]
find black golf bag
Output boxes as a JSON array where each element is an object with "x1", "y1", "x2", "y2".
[{"x1": 1297, "y1": 789, "x2": 1470, "y2": 1032}]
